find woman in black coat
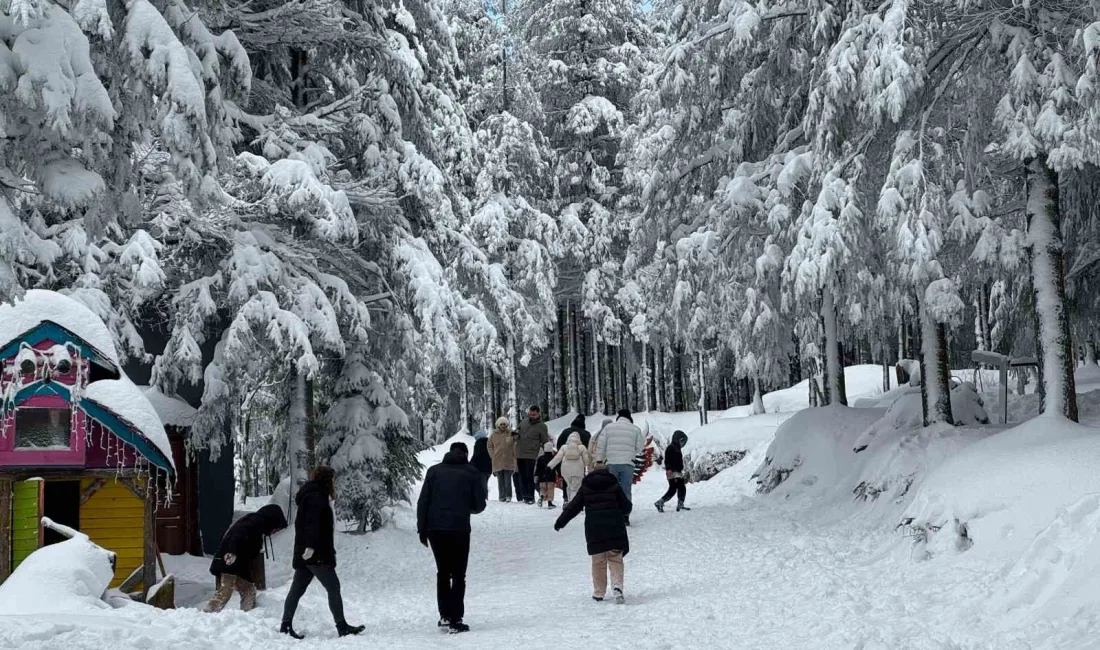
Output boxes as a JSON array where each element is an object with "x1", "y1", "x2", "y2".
[
  {"x1": 280, "y1": 466, "x2": 364, "y2": 639},
  {"x1": 553, "y1": 465, "x2": 632, "y2": 603},
  {"x1": 205, "y1": 504, "x2": 287, "y2": 612}
]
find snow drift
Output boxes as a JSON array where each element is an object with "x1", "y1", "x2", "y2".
[{"x1": 0, "y1": 522, "x2": 116, "y2": 615}]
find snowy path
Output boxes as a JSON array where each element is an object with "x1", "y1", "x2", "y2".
[{"x1": 2, "y1": 472, "x2": 1097, "y2": 649}]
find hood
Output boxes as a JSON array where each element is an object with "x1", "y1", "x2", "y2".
[
  {"x1": 570, "y1": 414, "x2": 586, "y2": 429},
  {"x1": 256, "y1": 504, "x2": 288, "y2": 534},
  {"x1": 568, "y1": 432, "x2": 581, "y2": 446},
  {"x1": 585, "y1": 468, "x2": 621, "y2": 490},
  {"x1": 494, "y1": 417, "x2": 510, "y2": 432},
  {"x1": 599, "y1": 419, "x2": 612, "y2": 431},
  {"x1": 473, "y1": 429, "x2": 487, "y2": 440},
  {"x1": 295, "y1": 479, "x2": 329, "y2": 506},
  {"x1": 672, "y1": 431, "x2": 689, "y2": 448},
  {"x1": 443, "y1": 450, "x2": 469, "y2": 465},
  {"x1": 542, "y1": 442, "x2": 555, "y2": 453}
]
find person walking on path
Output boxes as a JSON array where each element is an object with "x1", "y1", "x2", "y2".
[
  {"x1": 588, "y1": 418, "x2": 612, "y2": 468},
  {"x1": 486, "y1": 417, "x2": 516, "y2": 502},
  {"x1": 535, "y1": 441, "x2": 558, "y2": 508},
  {"x1": 281, "y1": 466, "x2": 365, "y2": 639},
  {"x1": 556, "y1": 415, "x2": 590, "y2": 497},
  {"x1": 514, "y1": 405, "x2": 549, "y2": 504},
  {"x1": 553, "y1": 463, "x2": 632, "y2": 604},
  {"x1": 655, "y1": 430, "x2": 691, "y2": 513},
  {"x1": 206, "y1": 504, "x2": 287, "y2": 613},
  {"x1": 417, "y1": 442, "x2": 488, "y2": 634},
  {"x1": 596, "y1": 409, "x2": 645, "y2": 521},
  {"x1": 549, "y1": 432, "x2": 590, "y2": 504},
  {"x1": 471, "y1": 428, "x2": 493, "y2": 493}
]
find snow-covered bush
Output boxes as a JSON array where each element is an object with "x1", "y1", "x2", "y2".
[{"x1": 753, "y1": 406, "x2": 885, "y2": 496}]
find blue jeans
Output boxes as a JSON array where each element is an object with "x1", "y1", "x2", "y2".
[{"x1": 608, "y1": 464, "x2": 634, "y2": 503}]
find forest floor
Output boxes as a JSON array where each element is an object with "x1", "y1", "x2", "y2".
[{"x1": 5, "y1": 454, "x2": 1097, "y2": 650}]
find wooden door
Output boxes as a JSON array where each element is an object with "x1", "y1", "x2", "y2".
[{"x1": 11, "y1": 479, "x2": 43, "y2": 572}]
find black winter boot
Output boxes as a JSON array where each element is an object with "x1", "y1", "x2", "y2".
[
  {"x1": 280, "y1": 622, "x2": 304, "y2": 640},
  {"x1": 448, "y1": 620, "x2": 470, "y2": 634},
  {"x1": 337, "y1": 622, "x2": 365, "y2": 637},
  {"x1": 676, "y1": 501, "x2": 691, "y2": 512},
  {"x1": 654, "y1": 499, "x2": 665, "y2": 513}
]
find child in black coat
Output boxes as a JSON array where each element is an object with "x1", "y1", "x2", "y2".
[
  {"x1": 535, "y1": 442, "x2": 558, "y2": 509},
  {"x1": 553, "y1": 464, "x2": 632, "y2": 603},
  {"x1": 655, "y1": 430, "x2": 690, "y2": 512}
]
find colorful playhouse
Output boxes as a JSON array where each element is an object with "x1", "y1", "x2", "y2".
[{"x1": 0, "y1": 290, "x2": 175, "y2": 598}]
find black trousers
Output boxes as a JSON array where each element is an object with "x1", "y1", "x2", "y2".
[
  {"x1": 428, "y1": 530, "x2": 471, "y2": 622},
  {"x1": 516, "y1": 458, "x2": 536, "y2": 501},
  {"x1": 660, "y1": 477, "x2": 687, "y2": 503},
  {"x1": 282, "y1": 564, "x2": 346, "y2": 625}
]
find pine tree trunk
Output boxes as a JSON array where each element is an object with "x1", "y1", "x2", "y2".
[
  {"x1": 593, "y1": 326, "x2": 603, "y2": 413},
  {"x1": 570, "y1": 304, "x2": 581, "y2": 412},
  {"x1": 288, "y1": 371, "x2": 310, "y2": 494},
  {"x1": 1086, "y1": 339, "x2": 1097, "y2": 367},
  {"x1": 506, "y1": 335, "x2": 518, "y2": 426},
  {"x1": 1026, "y1": 157, "x2": 1079, "y2": 421},
  {"x1": 820, "y1": 287, "x2": 847, "y2": 406},
  {"x1": 305, "y1": 377, "x2": 316, "y2": 471},
  {"x1": 655, "y1": 344, "x2": 666, "y2": 412},
  {"x1": 672, "y1": 344, "x2": 685, "y2": 412},
  {"x1": 919, "y1": 301, "x2": 954, "y2": 426},
  {"x1": 558, "y1": 304, "x2": 569, "y2": 414},
  {"x1": 697, "y1": 351, "x2": 708, "y2": 424},
  {"x1": 604, "y1": 343, "x2": 615, "y2": 414},
  {"x1": 579, "y1": 311, "x2": 590, "y2": 413},
  {"x1": 751, "y1": 377, "x2": 765, "y2": 415}
]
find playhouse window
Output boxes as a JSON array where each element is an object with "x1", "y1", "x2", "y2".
[{"x1": 14, "y1": 407, "x2": 72, "y2": 449}]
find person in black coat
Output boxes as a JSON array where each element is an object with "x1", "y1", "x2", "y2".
[
  {"x1": 471, "y1": 431, "x2": 493, "y2": 493},
  {"x1": 417, "y1": 442, "x2": 488, "y2": 633},
  {"x1": 655, "y1": 430, "x2": 690, "y2": 513},
  {"x1": 553, "y1": 464, "x2": 632, "y2": 604},
  {"x1": 280, "y1": 466, "x2": 364, "y2": 639},
  {"x1": 205, "y1": 504, "x2": 287, "y2": 612},
  {"x1": 534, "y1": 442, "x2": 558, "y2": 508}
]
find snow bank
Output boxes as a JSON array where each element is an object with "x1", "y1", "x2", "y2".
[
  {"x1": 723, "y1": 364, "x2": 887, "y2": 417},
  {"x1": 754, "y1": 405, "x2": 886, "y2": 497},
  {"x1": 0, "y1": 289, "x2": 120, "y2": 367},
  {"x1": 904, "y1": 416, "x2": 1100, "y2": 562},
  {"x1": 141, "y1": 386, "x2": 196, "y2": 428},
  {"x1": 0, "y1": 527, "x2": 116, "y2": 614},
  {"x1": 681, "y1": 413, "x2": 788, "y2": 481},
  {"x1": 417, "y1": 431, "x2": 475, "y2": 472},
  {"x1": 85, "y1": 378, "x2": 174, "y2": 470}
]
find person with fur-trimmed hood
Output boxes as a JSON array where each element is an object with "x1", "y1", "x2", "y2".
[
  {"x1": 655, "y1": 430, "x2": 691, "y2": 513},
  {"x1": 549, "y1": 431, "x2": 590, "y2": 504},
  {"x1": 206, "y1": 504, "x2": 287, "y2": 613}
]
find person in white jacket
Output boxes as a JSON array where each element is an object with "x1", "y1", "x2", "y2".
[
  {"x1": 548, "y1": 432, "x2": 590, "y2": 502},
  {"x1": 596, "y1": 409, "x2": 645, "y2": 511}
]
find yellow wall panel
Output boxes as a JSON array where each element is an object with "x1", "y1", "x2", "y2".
[{"x1": 79, "y1": 478, "x2": 145, "y2": 588}]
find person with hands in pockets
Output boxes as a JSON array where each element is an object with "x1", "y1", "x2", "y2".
[
  {"x1": 280, "y1": 466, "x2": 365, "y2": 640},
  {"x1": 417, "y1": 442, "x2": 488, "y2": 634}
]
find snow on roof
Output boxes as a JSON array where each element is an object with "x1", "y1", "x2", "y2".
[
  {"x1": 141, "y1": 386, "x2": 197, "y2": 428},
  {"x1": 0, "y1": 289, "x2": 120, "y2": 368},
  {"x1": 84, "y1": 378, "x2": 175, "y2": 472}
]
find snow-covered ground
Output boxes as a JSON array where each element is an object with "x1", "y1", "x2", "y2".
[{"x1": 9, "y1": 366, "x2": 1100, "y2": 648}]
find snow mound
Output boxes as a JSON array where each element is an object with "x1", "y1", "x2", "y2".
[
  {"x1": 417, "y1": 431, "x2": 476, "y2": 473},
  {"x1": 683, "y1": 413, "x2": 788, "y2": 481},
  {"x1": 853, "y1": 383, "x2": 988, "y2": 450},
  {"x1": 904, "y1": 416, "x2": 1100, "y2": 561},
  {"x1": 0, "y1": 289, "x2": 120, "y2": 368},
  {"x1": 754, "y1": 405, "x2": 886, "y2": 496},
  {"x1": 993, "y1": 494, "x2": 1100, "y2": 616},
  {"x1": 0, "y1": 526, "x2": 116, "y2": 614},
  {"x1": 85, "y1": 378, "x2": 174, "y2": 470},
  {"x1": 141, "y1": 387, "x2": 196, "y2": 428},
  {"x1": 722, "y1": 365, "x2": 887, "y2": 417}
]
